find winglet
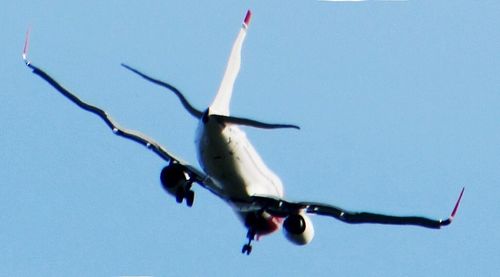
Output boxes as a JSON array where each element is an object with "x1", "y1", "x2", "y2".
[
  {"x1": 243, "y1": 10, "x2": 252, "y2": 29},
  {"x1": 440, "y1": 187, "x2": 465, "y2": 226},
  {"x1": 450, "y1": 187, "x2": 465, "y2": 219},
  {"x1": 23, "y1": 27, "x2": 31, "y2": 65}
]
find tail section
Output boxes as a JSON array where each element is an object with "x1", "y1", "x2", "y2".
[
  {"x1": 209, "y1": 10, "x2": 252, "y2": 116},
  {"x1": 124, "y1": 11, "x2": 299, "y2": 130}
]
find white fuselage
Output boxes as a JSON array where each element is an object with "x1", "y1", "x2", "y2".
[{"x1": 195, "y1": 118, "x2": 284, "y2": 201}]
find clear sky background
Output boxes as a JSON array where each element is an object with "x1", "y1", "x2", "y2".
[{"x1": 1, "y1": 1, "x2": 499, "y2": 276}]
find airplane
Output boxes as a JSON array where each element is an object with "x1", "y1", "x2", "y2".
[{"x1": 22, "y1": 10, "x2": 464, "y2": 255}]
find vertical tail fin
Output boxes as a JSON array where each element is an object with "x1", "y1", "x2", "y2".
[{"x1": 209, "y1": 10, "x2": 252, "y2": 116}]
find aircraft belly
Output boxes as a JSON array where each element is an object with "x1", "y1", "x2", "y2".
[{"x1": 196, "y1": 123, "x2": 283, "y2": 200}]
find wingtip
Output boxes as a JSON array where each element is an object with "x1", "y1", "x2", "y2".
[
  {"x1": 440, "y1": 187, "x2": 465, "y2": 227},
  {"x1": 120, "y1": 63, "x2": 130, "y2": 70},
  {"x1": 120, "y1": 63, "x2": 140, "y2": 75},
  {"x1": 22, "y1": 27, "x2": 31, "y2": 65},
  {"x1": 436, "y1": 187, "x2": 465, "y2": 227},
  {"x1": 450, "y1": 187, "x2": 465, "y2": 219},
  {"x1": 243, "y1": 10, "x2": 252, "y2": 28}
]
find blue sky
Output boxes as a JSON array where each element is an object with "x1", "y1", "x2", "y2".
[{"x1": 1, "y1": 1, "x2": 499, "y2": 276}]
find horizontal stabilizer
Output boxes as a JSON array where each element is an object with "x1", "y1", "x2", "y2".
[
  {"x1": 212, "y1": 114, "x2": 300, "y2": 130},
  {"x1": 121, "y1": 63, "x2": 203, "y2": 119}
]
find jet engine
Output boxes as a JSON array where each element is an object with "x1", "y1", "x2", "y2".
[
  {"x1": 160, "y1": 163, "x2": 194, "y2": 206},
  {"x1": 283, "y1": 213, "x2": 315, "y2": 245}
]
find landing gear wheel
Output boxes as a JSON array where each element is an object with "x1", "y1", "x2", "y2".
[
  {"x1": 175, "y1": 188, "x2": 185, "y2": 204},
  {"x1": 242, "y1": 244, "x2": 252, "y2": 255},
  {"x1": 241, "y1": 229, "x2": 255, "y2": 255},
  {"x1": 186, "y1": 190, "x2": 195, "y2": 207}
]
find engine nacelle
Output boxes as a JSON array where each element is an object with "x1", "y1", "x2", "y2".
[
  {"x1": 283, "y1": 213, "x2": 315, "y2": 245},
  {"x1": 160, "y1": 163, "x2": 189, "y2": 195}
]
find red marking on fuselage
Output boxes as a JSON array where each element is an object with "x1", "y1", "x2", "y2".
[{"x1": 256, "y1": 216, "x2": 283, "y2": 240}]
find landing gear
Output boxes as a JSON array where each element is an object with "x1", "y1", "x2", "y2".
[
  {"x1": 185, "y1": 190, "x2": 195, "y2": 207},
  {"x1": 175, "y1": 186, "x2": 195, "y2": 207},
  {"x1": 241, "y1": 230, "x2": 256, "y2": 255},
  {"x1": 241, "y1": 244, "x2": 252, "y2": 255},
  {"x1": 175, "y1": 188, "x2": 184, "y2": 204}
]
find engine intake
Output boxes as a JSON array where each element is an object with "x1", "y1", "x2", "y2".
[
  {"x1": 284, "y1": 214, "x2": 306, "y2": 234},
  {"x1": 283, "y1": 213, "x2": 315, "y2": 245},
  {"x1": 160, "y1": 163, "x2": 189, "y2": 193}
]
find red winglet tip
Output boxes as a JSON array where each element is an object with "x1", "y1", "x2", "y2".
[
  {"x1": 244, "y1": 10, "x2": 252, "y2": 27},
  {"x1": 450, "y1": 187, "x2": 465, "y2": 218},
  {"x1": 23, "y1": 27, "x2": 31, "y2": 63}
]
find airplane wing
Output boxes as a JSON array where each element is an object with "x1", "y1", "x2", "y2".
[
  {"x1": 22, "y1": 33, "x2": 226, "y2": 200},
  {"x1": 235, "y1": 187, "x2": 464, "y2": 229}
]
